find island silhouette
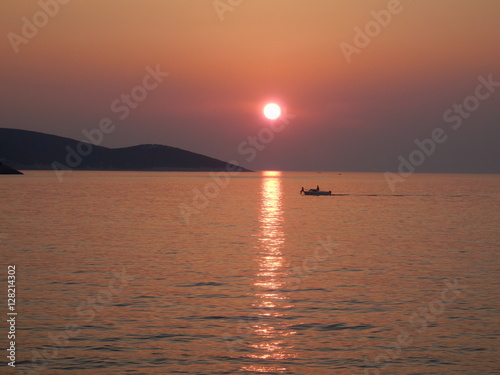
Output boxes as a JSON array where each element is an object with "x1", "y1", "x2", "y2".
[{"x1": 0, "y1": 128, "x2": 250, "y2": 173}]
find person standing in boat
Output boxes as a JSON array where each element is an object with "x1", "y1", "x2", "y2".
[{"x1": 316, "y1": 185, "x2": 320, "y2": 191}]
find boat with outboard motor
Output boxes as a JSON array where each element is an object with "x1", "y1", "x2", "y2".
[{"x1": 300, "y1": 186, "x2": 332, "y2": 196}]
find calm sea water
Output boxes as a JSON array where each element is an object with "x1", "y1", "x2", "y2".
[{"x1": 1, "y1": 171, "x2": 499, "y2": 375}]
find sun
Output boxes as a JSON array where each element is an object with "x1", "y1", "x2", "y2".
[{"x1": 263, "y1": 103, "x2": 281, "y2": 120}]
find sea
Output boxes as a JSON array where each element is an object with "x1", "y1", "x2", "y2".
[{"x1": 0, "y1": 171, "x2": 499, "y2": 375}]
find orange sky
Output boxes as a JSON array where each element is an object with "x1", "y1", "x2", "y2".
[{"x1": 1, "y1": 0, "x2": 499, "y2": 171}]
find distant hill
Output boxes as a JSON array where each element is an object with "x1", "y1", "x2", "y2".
[
  {"x1": 0, "y1": 128, "x2": 249, "y2": 172},
  {"x1": 0, "y1": 161, "x2": 22, "y2": 174}
]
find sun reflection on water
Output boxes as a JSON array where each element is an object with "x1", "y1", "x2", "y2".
[{"x1": 240, "y1": 171, "x2": 297, "y2": 373}]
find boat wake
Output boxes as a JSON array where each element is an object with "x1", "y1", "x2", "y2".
[{"x1": 315, "y1": 194, "x2": 492, "y2": 197}]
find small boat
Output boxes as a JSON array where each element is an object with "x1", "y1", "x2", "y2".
[{"x1": 300, "y1": 186, "x2": 332, "y2": 196}]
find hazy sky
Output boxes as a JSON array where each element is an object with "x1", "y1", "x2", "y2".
[{"x1": 1, "y1": 0, "x2": 499, "y2": 172}]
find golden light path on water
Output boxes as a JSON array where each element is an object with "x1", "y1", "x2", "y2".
[{"x1": 240, "y1": 171, "x2": 297, "y2": 373}]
